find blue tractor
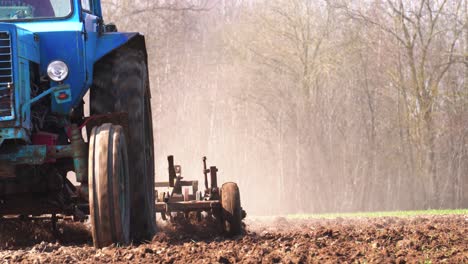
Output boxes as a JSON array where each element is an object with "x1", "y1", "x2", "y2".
[{"x1": 0, "y1": 0, "x2": 244, "y2": 248}]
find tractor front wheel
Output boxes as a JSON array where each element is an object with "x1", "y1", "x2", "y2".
[
  {"x1": 91, "y1": 44, "x2": 156, "y2": 242},
  {"x1": 88, "y1": 123, "x2": 130, "y2": 248}
]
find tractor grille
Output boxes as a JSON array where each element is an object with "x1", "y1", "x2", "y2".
[{"x1": 0, "y1": 31, "x2": 14, "y2": 121}]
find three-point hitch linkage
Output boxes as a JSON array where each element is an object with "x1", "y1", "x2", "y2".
[{"x1": 155, "y1": 156, "x2": 246, "y2": 235}]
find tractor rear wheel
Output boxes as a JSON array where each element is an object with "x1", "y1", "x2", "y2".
[
  {"x1": 220, "y1": 182, "x2": 243, "y2": 236},
  {"x1": 89, "y1": 124, "x2": 130, "y2": 248},
  {"x1": 91, "y1": 45, "x2": 156, "y2": 242}
]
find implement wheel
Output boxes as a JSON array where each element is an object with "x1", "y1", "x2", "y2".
[
  {"x1": 220, "y1": 182, "x2": 243, "y2": 236},
  {"x1": 91, "y1": 44, "x2": 156, "y2": 242},
  {"x1": 89, "y1": 124, "x2": 130, "y2": 248}
]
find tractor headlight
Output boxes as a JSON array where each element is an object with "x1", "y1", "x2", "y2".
[{"x1": 47, "y1": 61, "x2": 69, "y2": 82}]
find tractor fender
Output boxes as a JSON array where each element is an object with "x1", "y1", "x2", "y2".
[
  {"x1": 92, "y1": 33, "x2": 151, "y2": 98},
  {"x1": 94, "y1": 32, "x2": 147, "y2": 62}
]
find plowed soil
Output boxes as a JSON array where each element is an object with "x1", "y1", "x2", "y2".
[{"x1": 0, "y1": 215, "x2": 466, "y2": 263}]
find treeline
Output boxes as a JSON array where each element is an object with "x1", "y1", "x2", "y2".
[{"x1": 102, "y1": 0, "x2": 467, "y2": 215}]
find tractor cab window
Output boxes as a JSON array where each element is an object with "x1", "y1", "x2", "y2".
[{"x1": 0, "y1": 0, "x2": 72, "y2": 21}]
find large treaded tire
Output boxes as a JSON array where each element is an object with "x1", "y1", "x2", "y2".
[
  {"x1": 91, "y1": 46, "x2": 156, "y2": 242},
  {"x1": 89, "y1": 124, "x2": 130, "y2": 248},
  {"x1": 221, "y1": 182, "x2": 243, "y2": 236}
]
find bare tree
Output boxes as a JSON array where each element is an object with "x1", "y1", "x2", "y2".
[{"x1": 101, "y1": 0, "x2": 468, "y2": 214}]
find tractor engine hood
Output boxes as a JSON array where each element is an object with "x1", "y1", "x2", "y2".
[
  {"x1": 12, "y1": 20, "x2": 141, "y2": 116},
  {"x1": 0, "y1": 19, "x2": 143, "y2": 145},
  {"x1": 0, "y1": 23, "x2": 86, "y2": 119},
  {"x1": 0, "y1": 23, "x2": 86, "y2": 145}
]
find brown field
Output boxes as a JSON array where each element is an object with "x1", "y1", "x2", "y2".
[{"x1": 0, "y1": 215, "x2": 466, "y2": 263}]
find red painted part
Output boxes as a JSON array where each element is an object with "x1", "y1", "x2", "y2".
[
  {"x1": 58, "y1": 92, "x2": 69, "y2": 100},
  {"x1": 32, "y1": 132, "x2": 58, "y2": 146},
  {"x1": 65, "y1": 126, "x2": 72, "y2": 140},
  {"x1": 32, "y1": 132, "x2": 59, "y2": 163}
]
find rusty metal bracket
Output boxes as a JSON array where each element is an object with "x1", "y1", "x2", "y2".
[
  {"x1": 155, "y1": 201, "x2": 221, "y2": 213},
  {"x1": 210, "y1": 166, "x2": 218, "y2": 189},
  {"x1": 70, "y1": 125, "x2": 88, "y2": 183},
  {"x1": 0, "y1": 124, "x2": 88, "y2": 184},
  {"x1": 0, "y1": 145, "x2": 47, "y2": 165},
  {"x1": 203, "y1": 156, "x2": 209, "y2": 190},
  {"x1": 168, "y1": 155, "x2": 176, "y2": 188}
]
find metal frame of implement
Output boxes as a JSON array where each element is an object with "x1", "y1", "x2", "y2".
[{"x1": 155, "y1": 156, "x2": 222, "y2": 220}]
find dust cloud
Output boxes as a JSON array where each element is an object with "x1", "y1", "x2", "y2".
[{"x1": 101, "y1": 0, "x2": 467, "y2": 216}]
